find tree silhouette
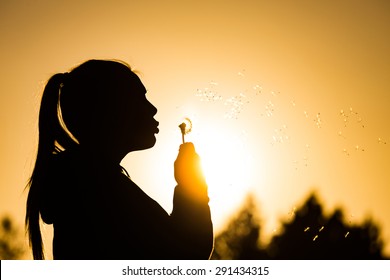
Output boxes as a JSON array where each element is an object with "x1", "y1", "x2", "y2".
[
  {"x1": 211, "y1": 194, "x2": 268, "y2": 259},
  {"x1": 267, "y1": 192, "x2": 385, "y2": 259},
  {"x1": 211, "y1": 192, "x2": 387, "y2": 260},
  {"x1": 0, "y1": 215, "x2": 25, "y2": 260}
]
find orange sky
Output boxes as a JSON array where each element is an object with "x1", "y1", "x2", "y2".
[{"x1": 1, "y1": 0, "x2": 389, "y2": 258}]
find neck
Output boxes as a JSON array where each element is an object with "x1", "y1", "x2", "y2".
[{"x1": 78, "y1": 143, "x2": 128, "y2": 166}]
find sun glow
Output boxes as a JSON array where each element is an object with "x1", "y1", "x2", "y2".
[{"x1": 191, "y1": 122, "x2": 255, "y2": 224}]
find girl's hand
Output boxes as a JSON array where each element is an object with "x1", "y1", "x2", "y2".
[{"x1": 174, "y1": 143, "x2": 206, "y2": 191}]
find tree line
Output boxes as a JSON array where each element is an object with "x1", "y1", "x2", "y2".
[{"x1": 211, "y1": 192, "x2": 387, "y2": 259}]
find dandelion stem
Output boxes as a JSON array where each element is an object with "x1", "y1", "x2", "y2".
[{"x1": 179, "y1": 122, "x2": 186, "y2": 144}]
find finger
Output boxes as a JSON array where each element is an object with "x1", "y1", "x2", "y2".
[{"x1": 179, "y1": 142, "x2": 195, "y2": 153}]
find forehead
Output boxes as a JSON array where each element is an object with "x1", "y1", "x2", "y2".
[
  {"x1": 125, "y1": 71, "x2": 146, "y2": 93},
  {"x1": 113, "y1": 69, "x2": 146, "y2": 96}
]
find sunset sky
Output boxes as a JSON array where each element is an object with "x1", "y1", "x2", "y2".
[{"x1": 1, "y1": 0, "x2": 389, "y2": 258}]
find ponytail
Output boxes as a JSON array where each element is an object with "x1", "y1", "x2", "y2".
[{"x1": 25, "y1": 73, "x2": 76, "y2": 259}]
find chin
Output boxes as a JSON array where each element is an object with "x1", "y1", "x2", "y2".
[{"x1": 132, "y1": 135, "x2": 157, "y2": 151}]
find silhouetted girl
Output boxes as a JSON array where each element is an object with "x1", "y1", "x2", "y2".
[{"x1": 25, "y1": 60, "x2": 213, "y2": 260}]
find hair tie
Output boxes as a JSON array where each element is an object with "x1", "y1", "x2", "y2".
[
  {"x1": 60, "y1": 72, "x2": 69, "y2": 88},
  {"x1": 63, "y1": 72, "x2": 70, "y2": 80}
]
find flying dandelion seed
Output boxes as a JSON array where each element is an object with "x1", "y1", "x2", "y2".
[
  {"x1": 354, "y1": 111, "x2": 365, "y2": 128},
  {"x1": 195, "y1": 86, "x2": 222, "y2": 102},
  {"x1": 314, "y1": 113, "x2": 322, "y2": 128},
  {"x1": 264, "y1": 100, "x2": 276, "y2": 117},
  {"x1": 340, "y1": 107, "x2": 366, "y2": 128},
  {"x1": 338, "y1": 131, "x2": 346, "y2": 139},
  {"x1": 347, "y1": 215, "x2": 354, "y2": 225},
  {"x1": 355, "y1": 145, "x2": 365, "y2": 152},
  {"x1": 224, "y1": 95, "x2": 247, "y2": 119},
  {"x1": 340, "y1": 109, "x2": 349, "y2": 127},
  {"x1": 302, "y1": 156, "x2": 308, "y2": 167},
  {"x1": 378, "y1": 138, "x2": 387, "y2": 145},
  {"x1": 271, "y1": 125, "x2": 290, "y2": 145},
  {"x1": 265, "y1": 101, "x2": 274, "y2": 117},
  {"x1": 253, "y1": 85, "x2": 262, "y2": 95}
]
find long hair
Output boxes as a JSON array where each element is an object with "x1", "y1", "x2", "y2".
[
  {"x1": 25, "y1": 59, "x2": 133, "y2": 259},
  {"x1": 25, "y1": 73, "x2": 77, "y2": 259}
]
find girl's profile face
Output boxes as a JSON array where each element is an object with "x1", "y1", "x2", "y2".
[{"x1": 102, "y1": 70, "x2": 159, "y2": 153}]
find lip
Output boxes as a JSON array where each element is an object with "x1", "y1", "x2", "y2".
[{"x1": 154, "y1": 121, "x2": 159, "y2": 134}]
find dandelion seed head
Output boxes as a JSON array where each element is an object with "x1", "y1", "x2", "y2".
[{"x1": 179, "y1": 117, "x2": 192, "y2": 135}]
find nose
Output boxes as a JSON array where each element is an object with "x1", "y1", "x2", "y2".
[{"x1": 148, "y1": 100, "x2": 158, "y2": 116}]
